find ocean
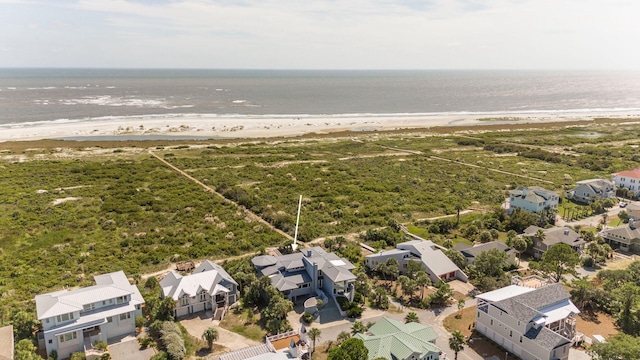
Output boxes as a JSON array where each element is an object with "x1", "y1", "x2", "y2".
[{"x1": 1, "y1": 69, "x2": 640, "y2": 127}]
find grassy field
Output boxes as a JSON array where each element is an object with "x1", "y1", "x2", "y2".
[{"x1": 2, "y1": 119, "x2": 640, "y2": 322}]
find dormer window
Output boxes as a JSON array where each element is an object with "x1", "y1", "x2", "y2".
[
  {"x1": 56, "y1": 313, "x2": 74, "y2": 322},
  {"x1": 199, "y1": 290, "x2": 207, "y2": 301},
  {"x1": 181, "y1": 295, "x2": 189, "y2": 306},
  {"x1": 82, "y1": 303, "x2": 95, "y2": 312}
]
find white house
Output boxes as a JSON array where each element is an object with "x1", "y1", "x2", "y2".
[
  {"x1": 509, "y1": 186, "x2": 559, "y2": 214},
  {"x1": 160, "y1": 260, "x2": 238, "y2": 320},
  {"x1": 252, "y1": 247, "x2": 356, "y2": 304},
  {"x1": 475, "y1": 283, "x2": 579, "y2": 360},
  {"x1": 521, "y1": 226, "x2": 586, "y2": 259},
  {"x1": 365, "y1": 240, "x2": 468, "y2": 283},
  {"x1": 35, "y1": 271, "x2": 144, "y2": 360},
  {"x1": 568, "y1": 179, "x2": 616, "y2": 204},
  {"x1": 354, "y1": 317, "x2": 441, "y2": 360},
  {"x1": 612, "y1": 168, "x2": 640, "y2": 195}
]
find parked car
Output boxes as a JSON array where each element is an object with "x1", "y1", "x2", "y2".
[{"x1": 620, "y1": 202, "x2": 628, "y2": 208}]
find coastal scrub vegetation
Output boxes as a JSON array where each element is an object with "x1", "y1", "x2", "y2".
[{"x1": 3, "y1": 120, "x2": 640, "y2": 343}]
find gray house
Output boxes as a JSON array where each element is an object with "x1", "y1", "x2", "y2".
[
  {"x1": 455, "y1": 241, "x2": 517, "y2": 266},
  {"x1": 521, "y1": 226, "x2": 585, "y2": 259},
  {"x1": 601, "y1": 221, "x2": 640, "y2": 253},
  {"x1": 366, "y1": 240, "x2": 468, "y2": 283},
  {"x1": 568, "y1": 179, "x2": 615, "y2": 204},
  {"x1": 252, "y1": 247, "x2": 356, "y2": 303},
  {"x1": 509, "y1": 186, "x2": 559, "y2": 214},
  {"x1": 160, "y1": 260, "x2": 238, "y2": 320}
]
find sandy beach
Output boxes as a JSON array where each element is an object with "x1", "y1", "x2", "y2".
[{"x1": 1, "y1": 111, "x2": 640, "y2": 142}]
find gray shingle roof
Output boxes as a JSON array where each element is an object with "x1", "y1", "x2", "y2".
[
  {"x1": 459, "y1": 241, "x2": 512, "y2": 258},
  {"x1": 524, "y1": 325, "x2": 570, "y2": 350}
]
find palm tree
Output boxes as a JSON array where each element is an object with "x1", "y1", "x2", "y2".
[
  {"x1": 308, "y1": 328, "x2": 321, "y2": 354},
  {"x1": 202, "y1": 326, "x2": 218, "y2": 350},
  {"x1": 337, "y1": 331, "x2": 351, "y2": 344},
  {"x1": 351, "y1": 321, "x2": 367, "y2": 335},
  {"x1": 449, "y1": 330, "x2": 465, "y2": 360},
  {"x1": 404, "y1": 312, "x2": 419, "y2": 323}
]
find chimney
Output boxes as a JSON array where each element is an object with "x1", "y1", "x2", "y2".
[
  {"x1": 564, "y1": 229, "x2": 569, "y2": 236},
  {"x1": 289, "y1": 339, "x2": 298, "y2": 357},
  {"x1": 307, "y1": 249, "x2": 312, "y2": 257}
]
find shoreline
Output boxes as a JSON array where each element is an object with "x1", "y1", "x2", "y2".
[{"x1": 1, "y1": 111, "x2": 640, "y2": 143}]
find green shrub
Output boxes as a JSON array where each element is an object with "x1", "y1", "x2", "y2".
[
  {"x1": 302, "y1": 312, "x2": 314, "y2": 324},
  {"x1": 93, "y1": 341, "x2": 108, "y2": 351},
  {"x1": 346, "y1": 303, "x2": 363, "y2": 318},
  {"x1": 135, "y1": 315, "x2": 146, "y2": 329},
  {"x1": 150, "y1": 351, "x2": 169, "y2": 360},
  {"x1": 70, "y1": 352, "x2": 86, "y2": 360},
  {"x1": 336, "y1": 296, "x2": 350, "y2": 311}
]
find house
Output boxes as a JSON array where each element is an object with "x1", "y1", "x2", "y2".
[
  {"x1": 568, "y1": 179, "x2": 616, "y2": 204},
  {"x1": 354, "y1": 317, "x2": 441, "y2": 360},
  {"x1": 600, "y1": 221, "x2": 640, "y2": 253},
  {"x1": 521, "y1": 226, "x2": 585, "y2": 259},
  {"x1": 508, "y1": 186, "x2": 559, "y2": 214},
  {"x1": 625, "y1": 202, "x2": 640, "y2": 220},
  {"x1": 612, "y1": 168, "x2": 640, "y2": 195},
  {"x1": 0, "y1": 325, "x2": 13, "y2": 360},
  {"x1": 35, "y1": 271, "x2": 144, "y2": 360},
  {"x1": 365, "y1": 240, "x2": 468, "y2": 283},
  {"x1": 214, "y1": 329, "x2": 309, "y2": 360},
  {"x1": 475, "y1": 283, "x2": 579, "y2": 360},
  {"x1": 252, "y1": 247, "x2": 356, "y2": 303},
  {"x1": 454, "y1": 241, "x2": 517, "y2": 266},
  {"x1": 160, "y1": 260, "x2": 238, "y2": 320}
]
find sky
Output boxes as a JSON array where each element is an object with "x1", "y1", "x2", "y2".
[{"x1": 1, "y1": 0, "x2": 639, "y2": 69}]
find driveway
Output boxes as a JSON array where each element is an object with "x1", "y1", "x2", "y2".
[{"x1": 109, "y1": 337, "x2": 156, "y2": 360}]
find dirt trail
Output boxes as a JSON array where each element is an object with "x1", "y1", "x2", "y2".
[{"x1": 149, "y1": 151, "x2": 295, "y2": 242}]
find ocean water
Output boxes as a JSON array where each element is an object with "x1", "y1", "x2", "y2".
[{"x1": 1, "y1": 69, "x2": 640, "y2": 126}]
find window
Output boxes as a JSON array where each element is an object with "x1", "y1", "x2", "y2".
[
  {"x1": 490, "y1": 319, "x2": 493, "y2": 325},
  {"x1": 45, "y1": 318, "x2": 50, "y2": 323},
  {"x1": 477, "y1": 312, "x2": 480, "y2": 318},
  {"x1": 181, "y1": 295, "x2": 189, "y2": 306},
  {"x1": 56, "y1": 313, "x2": 74, "y2": 322},
  {"x1": 509, "y1": 330, "x2": 512, "y2": 337},
  {"x1": 116, "y1": 295, "x2": 127, "y2": 304},
  {"x1": 107, "y1": 317, "x2": 113, "y2": 323},
  {"x1": 59, "y1": 332, "x2": 77, "y2": 343},
  {"x1": 102, "y1": 301, "x2": 106, "y2": 305},
  {"x1": 119, "y1": 312, "x2": 131, "y2": 321},
  {"x1": 199, "y1": 290, "x2": 207, "y2": 302},
  {"x1": 83, "y1": 303, "x2": 95, "y2": 312},
  {"x1": 519, "y1": 336, "x2": 523, "y2": 343}
]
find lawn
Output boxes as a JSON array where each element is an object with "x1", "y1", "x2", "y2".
[
  {"x1": 219, "y1": 308, "x2": 266, "y2": 342},
  {"x1": 443, "y1": 306, "x2": 476, "y2": 338}
]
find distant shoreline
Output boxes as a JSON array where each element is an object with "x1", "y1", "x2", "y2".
[{"x1": 2, "y1": 110, "x2": 640, "y2": 143}]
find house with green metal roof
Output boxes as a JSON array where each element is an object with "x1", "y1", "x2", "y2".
[{"x1": 353, "y1": 317, "x2": 441, "y2": 360}]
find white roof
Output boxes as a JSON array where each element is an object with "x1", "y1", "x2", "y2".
[
  {"x1": 476, "y1": 285, "x2": 535, "y2": 302},
  {"x1": 538, "y1": 299, "x2": 580, "y2": 325},
  {"x1": 160, "y1": 264, "x2": 236, "y2": 300},
  {"x1": 36, "y1": 271, "x2": 142, "y2": 320},
  {"x1": 44, "y1": 304, "x2": 136, "y2": 336}
]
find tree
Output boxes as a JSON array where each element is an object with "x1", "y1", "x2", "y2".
[
  {"x1": 337, "y1": 331, "x2": 351, "y2": 344},
  {"x1": 308, "y1": 328, "x2": 321, "y2": 354},
  {"x1": 369, "y1": 287, "x2": 390, "y2": 310},
  {"x1": 473, "y1": 248, "x2": 508, "y2": 278},
  {"x1": 449, "y1": 330, "x2": 466, "y2": 360},
  {"x1": 405, "y1": 312, "x2": 419, "y2": 323},
  {"x1": 539, "y1": 244, "x2": 580, "y2": 282},
  {"x1": 201, "y1": 327, "x2": 218, "y2": 350},
  {"x1": 510, "y1": 237, "x2": 528, "y2": 265},
  {"x1": 415, "y1": 271, "x2": 432, "y2": 300},
  {"x1": 457, "y1": 299, "x2": 466, "y2": 314},
  {"x1": 589, "y1": 333, "x2": 640, "y2": 360},
  {"x1": 444, "y1": 249, "x2": 466, "y2": 269},
  {"x1": 327, "y1": 338, "x2": 368, "y2": 360},
  {"x1": 11, "y1": 311, "x2": 39, "y2": 341},
  {"x1": 612, "y1": 283, "x2": 640, "y2": 335},
  {"x1": 406, "y1": 260, "x2": 422, "y2": 278},
  {"x1": 14, "y1": 339, "x2": 41, "y2": 360},
  {"x1": 478, "y1": 230, "x2": 492, "y2": 243},
  {"x1": 351, "y1": 321, "x2": 367, "y2": 335}
]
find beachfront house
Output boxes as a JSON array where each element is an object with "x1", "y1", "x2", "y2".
[
  {"x1": 568, "y1": 179, "x2": 616, "y2": 204},
  {"x1": 508, "y1": 186, "x2": 559, "y2": 214},
  {"x1": 521, "y1": 226, "x2": 585, "y2": 259},
  {"x1": 600, "y1": 221, "x2": 640, "y2": 253},
  {"x1": 252, "y1": 247, "x2": 356, "y2": 304},
  {"x1": 612, "y1": 168, "x2": 640, "y2": 196},
  {"x1": 454, "y1": 241, "x2": 517, "y2": 267},
  {"x1": 365, "y1": 240, "x2": 468, "y2": 283},
  {"x1": 354, "y1": 317, "x2": 441, "y2": 360},
  {"x1": 475, "y1": 283, "x2": 579, "y2": 360},
  {"x1": 160, "y1": 260, "x2": 238, "y2": 320},
  {"x1": 35, "y1": 271, "x2": 144, "y2": 360}
]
